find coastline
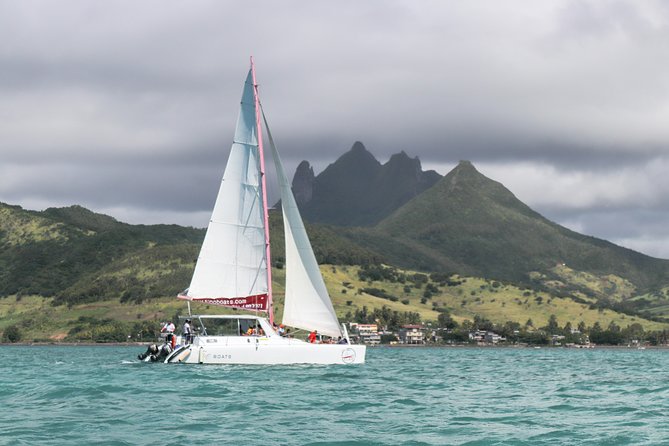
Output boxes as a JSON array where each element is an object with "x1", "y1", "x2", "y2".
[{"x1": 2, "y1": 341, "x2": 667, "y2": 349}]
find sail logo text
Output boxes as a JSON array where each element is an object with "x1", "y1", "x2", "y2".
[{"x1": 200, "y1": 294, "x2": 269, "y2": 311}]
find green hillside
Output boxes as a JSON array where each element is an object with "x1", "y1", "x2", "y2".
[
  {"x1": 370, "y1": 161, "x2": 669, "y2": 292},
  {"x1": 0, "y1": 203, "x2": 204, "y2": 300},
  {"x1": 0, "y1": 202, "x2": 381, "y2": 306},
  {"x1": 2, "y1": 263, "x2": 666, "y2": 343}
]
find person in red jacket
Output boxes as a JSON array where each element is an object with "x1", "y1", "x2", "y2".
[{"x1": 308, "y1": 330, "x2": 318, "y2": 343}]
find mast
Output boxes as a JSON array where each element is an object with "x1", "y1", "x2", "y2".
[{"x1": 250, "y1": 56, "x2": 274, "y2": 325}]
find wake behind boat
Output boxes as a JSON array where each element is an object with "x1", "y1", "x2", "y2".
[{"x1": 139, "y1": 58, "x2": 365, "y2": 365}]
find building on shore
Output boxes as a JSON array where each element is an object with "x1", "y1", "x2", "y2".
[
  {"x1": 351, "y1": 323, "x2": 381, "y2": 345},
  {"x1": 399, "y1": 325, "x2": 425, "y2": 344},
  {"x1": 469, "y1": 330, "x2": 506, "y2": 344}
]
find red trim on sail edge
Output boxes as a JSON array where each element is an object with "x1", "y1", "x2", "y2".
[{"x1": 177, "y1": 293, "x2": 269, "y2": 312}]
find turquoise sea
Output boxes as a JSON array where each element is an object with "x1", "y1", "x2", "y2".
[{"x1": 1, "y1": 345, "x2": 668, "y2": 445}]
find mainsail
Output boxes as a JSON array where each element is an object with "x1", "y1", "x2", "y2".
[
  {"x1": 263, "y1": 112, "x2": 343, "y2": 338},
  {"x1": 180, "y1": 69, "x2": 269, "y2": 312}
]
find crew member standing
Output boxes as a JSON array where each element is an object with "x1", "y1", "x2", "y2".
[
  {"x1": 183, "y1": 319, "x2": 193, "y2": 345},
  {"x1": 161, "y1": 321, "x2": 175, "y2": 334},
  {"x1": 161, "y1": 321, "x2": 175, "y2": 347}
]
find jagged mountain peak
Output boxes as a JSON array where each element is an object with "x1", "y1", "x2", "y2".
[
  {"x1": 456, "y1": 159, "x2": 474, "y2": 168},
  {"x1": 292, "y1": 160, "x2": 315, "y2": 206},
  {"x1": 317, "y1": 142, "x2": 380, "y2": 182},
  {"x1": 388, "y1": 150, "x2": 411, "y2": 160},
  {"x1": 448, "y1": 160, "x2": 482, "y2": 179},
  {"x1": 295, "y1": 160, "x2": 313, "y2": 172},
  {"x1": 384, "y1": 160, "x2": 541, "y2": 228},
  {"x1": 295, "y1": 142, "x2": 442, "y2": 226},
  {"x1": 333, "y1": 141, "x2": 381, "y2": 169},
  {"x1": 386, "y1": 150, "x2": 419, "y2": 168},
  {"x1": 350, "y1": 140, "x2": 369, "y2": 153}
]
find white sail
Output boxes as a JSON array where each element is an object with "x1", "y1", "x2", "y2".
[
  {"x1": 265, "y1": 118, "x2": 342, "y2": 338},
  {"x1": 186, "y1": 69, "x2": 268, "y2": 303}
]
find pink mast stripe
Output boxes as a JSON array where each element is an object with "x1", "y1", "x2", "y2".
[{"x1": 250, "y1": 56, "x2": 274, "y2": 325}]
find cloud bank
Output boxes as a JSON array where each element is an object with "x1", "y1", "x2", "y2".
[{"x1": 1, "y1": 0, "x2": 668, "y2": 256}]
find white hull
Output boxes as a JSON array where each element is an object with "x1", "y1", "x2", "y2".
[{"x1": 167, "y1": 336, "x2": 366, "y2": 365}]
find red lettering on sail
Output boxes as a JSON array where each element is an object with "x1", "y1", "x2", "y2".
[{"x1": 178, "y1": 293, "x2": 268, "y2": 312}]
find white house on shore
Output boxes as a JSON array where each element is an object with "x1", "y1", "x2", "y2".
[
  {"x1": 399, "y1": 325, "x2": 425, "y2": 344},
  {"x1": 469, "y1": 330, "x2": 506, "y2": 344},
  {"x1": 350, "y1": 323, "x2": 381, "y2": 345}
]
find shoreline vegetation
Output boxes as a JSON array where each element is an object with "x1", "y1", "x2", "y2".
[{"x1": 3, "y1": 264, "x2": 669, "y2": 348}]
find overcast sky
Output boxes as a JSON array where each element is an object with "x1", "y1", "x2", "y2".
[{"x1": 2, "y1": 1, "x2": 669, "y2": 258}]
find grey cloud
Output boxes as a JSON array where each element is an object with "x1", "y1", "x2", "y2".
[
  {"x1": 0, "y1": 162, "x2": 223, "y2": 213},
  {"x1": 2, "y1": 0, "x2": 669, "y2": 257},
  {"x1": 549, "y1": 208, "x2": 669, "y2": 240},
  {"x1": 546, "y1": 208, "x2": 669, "y2": 260}
]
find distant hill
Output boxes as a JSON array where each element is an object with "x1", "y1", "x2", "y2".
[
  {"x1": 288, "y1": 145, "x2": 669, "y2": 295},
  {"x1": 0, "y1": 202, "x2": 381, "y2": 306},
  {"x1": 293, "y1": 141, "x2": 441, "y2": 226},
  {"x1": 0, "y1": 203, "x2": 205, "y2": 304},
  {"x1": 368, "y1": 160, "x2": 669, "y2": 292}
]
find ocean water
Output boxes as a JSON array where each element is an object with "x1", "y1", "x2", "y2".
[{"x1": 1, "y1": 346, "x2": 668, "y2": 445}]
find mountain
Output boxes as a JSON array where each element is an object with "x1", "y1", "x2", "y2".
[
  {"x1": 290, "y1": 145, "x2": 669, "y2": 293},
  {"x1": 294, "y1": 141, "x2": 441, "y2": 226},
  {"x1": 368, "y1": 161, "x2": 669, "y2": 291},
  {"x1": 0, "y1": 202, "x2": 381, "y2": 306},
  {"x1": 0, "y1": 202, "x2": 205, "y2": 304}
]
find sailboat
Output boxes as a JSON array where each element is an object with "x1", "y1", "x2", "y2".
[{"x1": 159, "y1": 59, "x2": 366, "y2": 365}]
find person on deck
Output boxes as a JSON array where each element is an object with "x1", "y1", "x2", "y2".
[
  {"x1": 308, "y1": 330, "x2": 318, "y2": 343},
  {"x1": 278, "y1": 324, "x2": 286, "y2": 337},
  {"x1": 161, "y1": 321, "x2": 175, "y2": 346},
  {"x1": 183, "y1": 319, "x2": 193, "y2": 344},
  {"x1": 161, "y1": 321, "x2": 175, "y2": 334}
]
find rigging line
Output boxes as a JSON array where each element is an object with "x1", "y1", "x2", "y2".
[{"x1": 250, "y1": 59, "x2": 272, "y2": 324}]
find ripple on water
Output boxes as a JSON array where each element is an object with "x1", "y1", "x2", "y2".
[{"x1": 3, "y1": 346, "x2": 669, "y2": 445}]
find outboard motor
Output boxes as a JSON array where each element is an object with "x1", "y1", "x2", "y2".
[
  {"x1": 138, "y1": 343, "x2": 172, "y2": 362},
  {"x1": 138, "y1": 344, "x2": 159, "y2": 361}
]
